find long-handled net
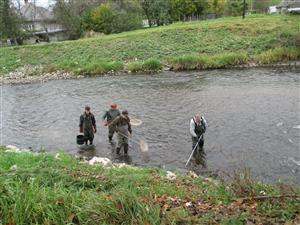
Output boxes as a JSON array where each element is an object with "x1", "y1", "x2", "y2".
[{"x1": 118, "y1": 132, "x2": 148, "y2": 152}]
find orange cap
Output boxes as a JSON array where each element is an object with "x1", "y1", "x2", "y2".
[{"x1": 111, "y1": 103, "x2": 117, "y2": 109}]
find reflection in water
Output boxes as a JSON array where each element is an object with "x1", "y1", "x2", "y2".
[
  {"x1": 193, "y1": 148, "x2": 207, "y2": 168},
  {"x1": 1, "y1": 68, "x2": 300, "y2": 183}
]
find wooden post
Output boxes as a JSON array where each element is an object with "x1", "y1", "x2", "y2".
[{"x1": 243, "y1": 0, "x2": 246, "y2": 19}]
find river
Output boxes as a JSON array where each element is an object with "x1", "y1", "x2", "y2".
[{"x1": 1, "y1": 68, "x2": 300, "y2": 183}]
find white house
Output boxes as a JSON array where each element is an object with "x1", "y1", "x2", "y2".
[
  {"x1": 20, "y1": 0, "x2": 67, "y2": 42},
  {"x1": 268, "y1": 6, "x2": 278, "y2": 13}
]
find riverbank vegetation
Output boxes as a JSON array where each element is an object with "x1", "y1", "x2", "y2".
[
  {"x1": 1, "y1": 14, "x2": 300, "y2": 76},
  {"x1": 0, "y1": 146, "x2": 299, "y2": 224}
]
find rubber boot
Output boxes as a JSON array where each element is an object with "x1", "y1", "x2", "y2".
[
  {"x1": 124, "y1": 144, "x2": 129, "y2": 155},
  {"x1": 116, "y1": 147, "x2": 121, "y2": 155}
]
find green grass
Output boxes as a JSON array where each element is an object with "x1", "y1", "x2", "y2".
[
  {"x1": 1, "y1": 14, "x2": 300, "y2": 75},
  {"x1": 127, "y1": 58, "x2": 162, "y2": 73},
  {"x1": 0, "y1": 146, "x2": 299, "y2": 225}
]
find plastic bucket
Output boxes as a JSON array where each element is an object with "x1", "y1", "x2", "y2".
[{"x1": 77, "y1": 134, "x2": 85, "y2": 145}]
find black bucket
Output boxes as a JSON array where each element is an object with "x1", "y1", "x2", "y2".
[{"x1": 77, "y1": 134, "x2": 85, "y2": 145}]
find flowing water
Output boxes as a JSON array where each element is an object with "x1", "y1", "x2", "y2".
[{"x1": 1, "y1": 68, "x2": 300, "y2": 183}]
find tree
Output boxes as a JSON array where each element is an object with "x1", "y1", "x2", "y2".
[
  {"x1": 53, "y1": 0, "x2": 105, "y2": 39},
  {"x1": 171, "y1": 0, "x2": 207, "y2": 21},
  {"x1": 0, "y1": 0, "x2": 22, "y2": 39},
  {"x1": 207, "y1": 0, "x2": 225, "y2": 17},
  {"x1": 224, "y1": 0, "x2": 247, "y2": 16},
  {"x1": 140, "y1": 0, "x2": 172, "y2": 27},
  {"x1": 83, "y1": 2, "x2": 143, "y2": 34}
]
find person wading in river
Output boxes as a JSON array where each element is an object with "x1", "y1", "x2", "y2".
[
  {"x1": 79, "y1": 106, "x2": 96, "y2": 145},
  {"x1": 190, "y1": 114, "x2": 207, "y2": 165},
  {"x1": 102, "y1": 103, "x2": 120, "y2": 142},
  {"x1": 109, "y1": 110, "x2": 132, "y2": 155}
]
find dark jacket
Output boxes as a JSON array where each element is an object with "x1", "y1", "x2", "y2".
[
  {"x1": 79, "y1": 112, "x2": 96, "y2": 133},
  {"x1": 109, "y1": 115, "x2": 132, "y2": 135},
  {"x1": 102, "y1": 109, "x2": 120, "y2": 124}
]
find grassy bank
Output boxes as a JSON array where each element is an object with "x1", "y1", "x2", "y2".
[
  {"x1": 1, "y1": 14, "x2": 300, "y2": 76},
  {"x1": 0, "y1": 147, "x2": 299, "y2": 224}
]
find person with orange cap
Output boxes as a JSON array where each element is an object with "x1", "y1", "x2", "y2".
[
  {"x1": 109, "y1": 110, "x2": 132, "y2": 155},
  {"x1": 102, "y1": 103, "x2": 120, "y2": 142}
]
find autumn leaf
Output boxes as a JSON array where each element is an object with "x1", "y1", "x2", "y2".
[
  {"x1": 138, "y1": 195, "x2": 150, "y2": 202},
  {"x1": 115, "y1": 201, "x2": 122, "y2": 210}
]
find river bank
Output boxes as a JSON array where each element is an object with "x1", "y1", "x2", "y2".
[
  {"x1": 0, "y1": 145, "x2": 299, "y2": 224},
  {"x1": 1, "y1": 14, "x2": 300, "y2": 84},
  {"x1": 1, "y1": 60, "x2": 300, "y2": 85}
]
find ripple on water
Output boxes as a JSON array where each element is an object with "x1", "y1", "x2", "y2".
[{"x1": 2, "y1": 68, "x2": 300, "y2": 183}]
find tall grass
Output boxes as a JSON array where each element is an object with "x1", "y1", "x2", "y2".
[
  {"x1": 0, "y1": 147, "x2": 299, "y2": 224},
  {"x1": 127, "y1": 58, "x2": 162, "y2": 73},
  {"x1": 170, "y1": 52, "x2": 248, "y2": 70},
  {"x1": 254, "y1": 47, "x2": 300, "y2": 64}
]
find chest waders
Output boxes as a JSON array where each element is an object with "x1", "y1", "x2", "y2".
[
  {"x1": 192, "y1": 118, "x2": 205, "y2": 150},
  {"x1": 83, "y1": 115, "x2": 94, "y2": 144},
  {"x1": 107, "y1": 110, "x2": 119, "y2": 141}
]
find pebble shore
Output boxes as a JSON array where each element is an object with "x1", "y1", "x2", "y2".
[{"x1": 1, "y1": 61, "x2": 299, "y2": 85}]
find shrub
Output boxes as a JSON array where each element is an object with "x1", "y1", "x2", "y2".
[{"x1": 83, "y1": 2, "x2": 142, "y2": 35}]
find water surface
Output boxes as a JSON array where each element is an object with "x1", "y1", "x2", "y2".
[{"x1": 1, "y1": 68, "x2": 300, "y2": 183}]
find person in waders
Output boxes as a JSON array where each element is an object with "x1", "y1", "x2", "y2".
[
  {"x1": 79, "y1": 106, "x2": 96, "y2": 145},
  {"x1": 190, "y1": 114, "x2": 207, "y2": 166},
  {"x1": 102, "y1": 103, "x2": 120, "y2": 142},
  {"x1": 109, "y1": 110, "x2": 132, "y2": 155}
]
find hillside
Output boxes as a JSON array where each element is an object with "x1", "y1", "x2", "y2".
[{"x1": 1, "y1": 14, "x2": 300, "y2": 76}]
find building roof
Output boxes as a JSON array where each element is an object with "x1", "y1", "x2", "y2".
[{"x1": 20, "y1": 3, "x2": 55, "y2": 22}]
